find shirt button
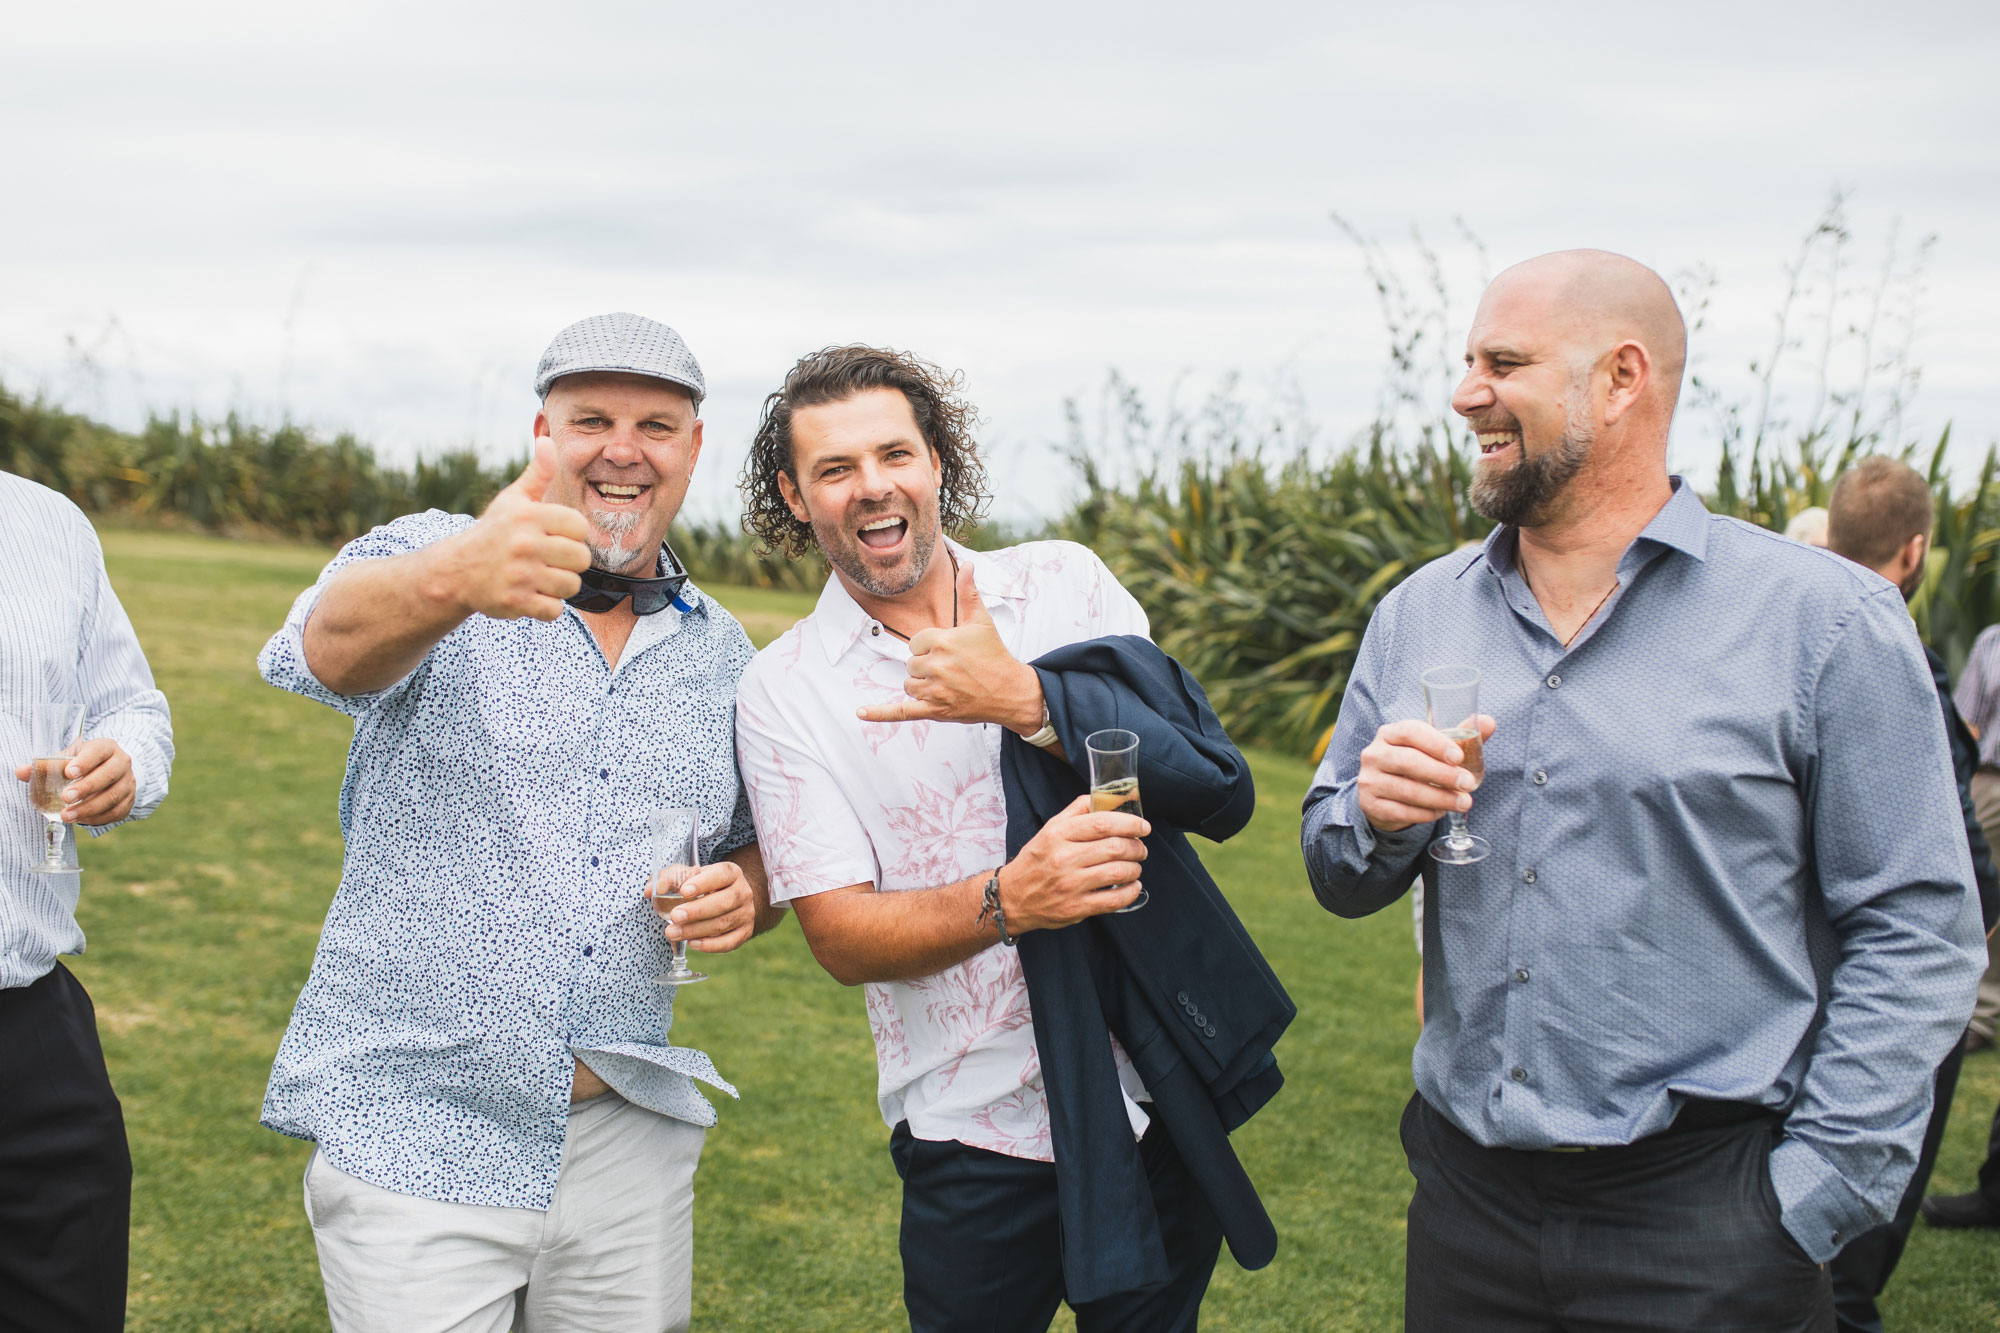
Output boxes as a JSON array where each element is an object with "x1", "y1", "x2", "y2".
[
  {"x1": 1532, "y1": 770, "x2": 1548, "y2": 785},
  {"x1": 1522, "y1": 868, "x2": 1537, "y2": 884},
  {"x1": 1510, "y1": 1067, "x2": 1528, "y2": 1083},
  {"x1": 599, "y1": 768, "x2": 609, "y2": 780},
  {"x1": 590, "y1": 856, "x2": 600, "y2": 867},
  {"x1": 1831, "y1": 1230, "x2": 1842, "y2": 1245},
  {"x1": 870, "y1": 624, "x2": 881, "y2": 636},
  {"x1": 1515, "y1": 968, "x2": 1530, "y2": 983},
  {"x1": 1546, "y1": 674, "x2": 1562, "y2": 689},
  {"x1": 582, "y1": 945, "x2": 594, "y2": 957}
]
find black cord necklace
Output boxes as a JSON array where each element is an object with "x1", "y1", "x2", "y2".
[{"x1": 876, "y1": 550, "x2": 960, "y2": 643}]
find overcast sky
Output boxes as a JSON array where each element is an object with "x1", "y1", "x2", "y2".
[{"x1": 2, "y1": 1, "x2": 1995, "y2": 523}]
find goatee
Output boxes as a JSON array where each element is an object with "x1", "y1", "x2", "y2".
[{"x1": 1470, "y1": 424, "x2": 1593, "y2": 528}]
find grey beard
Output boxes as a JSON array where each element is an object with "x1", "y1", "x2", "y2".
[
  {"x1": 589, "y1": 507, "x2": 650, "y2": 573},
  {"x1": 1471, "y1": 421, "x2": 1594, "y2": 528}
]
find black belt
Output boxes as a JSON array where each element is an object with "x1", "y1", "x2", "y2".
[{"x1": 1543, "y1": 1098, "x2": 1775, "y2": 1153}]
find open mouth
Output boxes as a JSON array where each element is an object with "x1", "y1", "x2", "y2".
[
  {"x1": 589, "y1": 481, "x2": 651, "y2": 506},
  {"x1": 857, "y1": 515, "x2": 909, "y2": 552},
  {"x1": 1475, "y1": 430, "x2": 1522, "y2": 458}
]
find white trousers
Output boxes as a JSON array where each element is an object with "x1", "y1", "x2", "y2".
[{"x1": 304, "y1": 1093, "x2": 705, "y2": 1333}]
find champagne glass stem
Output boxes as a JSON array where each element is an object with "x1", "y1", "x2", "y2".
[
  {"x1": 42, "y1": 817, "x2": 63, "y2": 869},
  {"x1": 1445, "y1": 809, "x2": 1473, "y2": 850}
]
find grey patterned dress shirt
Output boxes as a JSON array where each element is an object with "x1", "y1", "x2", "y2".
[
  {"x1": 259, "y1": 510, "x2": 756, "y2": 1209},
  {"x1": 1302, "y1": 479, "x2": 1984, "y2": 1263}
]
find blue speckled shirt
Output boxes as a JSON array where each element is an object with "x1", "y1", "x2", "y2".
[
  {"x1": 258, "y1": 510, "x2": 756, "y2": 1209},
  {"x1": 1302, "y1": 479, "x2": 1985, "y2": 1263}
]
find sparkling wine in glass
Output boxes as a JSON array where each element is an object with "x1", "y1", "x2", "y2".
[
  {"x1": 648, "y1": 806, "x2": 709, "y2": 986},
  {"x1": 23, "y1": 702, "x2": 86, "y2": 875},
  {"x1": 1085, "y1": 728, "x2": 1148, "y2": 912},
  {"x1": 1421, "y1": 665, "x2": 1491, "y2": 865}
]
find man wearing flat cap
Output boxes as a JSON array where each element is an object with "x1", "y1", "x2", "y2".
[{"x1": 258, "y1": 313, "x2": 782, "y2": 1332}]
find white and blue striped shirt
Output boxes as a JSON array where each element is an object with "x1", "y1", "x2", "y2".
[{"x1": 0, "y1": 471, "x2": 174, "y2": 989}]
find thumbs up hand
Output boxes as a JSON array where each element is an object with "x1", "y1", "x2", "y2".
[
  {"x1": 855, "y1": 558, "x2": 1048, "y2": 734},
  {"x1": 440, "y1": 436, "x2": 594, "y2": 622}
]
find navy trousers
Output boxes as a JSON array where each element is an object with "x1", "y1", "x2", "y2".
[
  {"x1": 891, "y1": 1120, "x2": 1222, "y2": 1333},
  {"x1": 0, "y1": 964, "x2": 131, "y2": 1333},
  {"x1": 1403, "y1": 1094, "x2": 1833, "y2": 1332}
]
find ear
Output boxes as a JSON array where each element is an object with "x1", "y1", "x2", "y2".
[
  {"x1": 930, "y1": 442, "x2": 943, "y2": 487},
  {"x1": 686, "y1": 417, "x2": 704, "y2": 474},
  {"x1": 1601, "y1": 341, "x2": 1652, "y2": 427},
  {"x1": 776, "y1": 468, "x2": 810, "y2": 525},
  {"x1": 534, "y1": 407, "x2": 551, "y2": 439},
  {"x1": 1904, "y1": 531, "x2": 1930, "y2": 580}
]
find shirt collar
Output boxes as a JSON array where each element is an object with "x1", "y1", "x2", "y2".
[
  {"x1": 1460, "y1": 475, "x2": 1709, "y2": 581},
  {"x1": 811, "y1": 536, "x2": 1022, "y2": 664}
]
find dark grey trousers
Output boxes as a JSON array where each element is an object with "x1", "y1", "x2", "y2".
[{"x1": 1402, "y1": 1094, "x2": 1833, "y2": 1332}]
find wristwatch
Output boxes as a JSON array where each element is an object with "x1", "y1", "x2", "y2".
[{"x1": 1022, "y1": 701, "x2": 1059, "y2": 750}]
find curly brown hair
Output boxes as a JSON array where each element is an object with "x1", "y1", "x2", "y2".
[{"x1": 739, "y1": 345, "x2": 990, "y2": 559}]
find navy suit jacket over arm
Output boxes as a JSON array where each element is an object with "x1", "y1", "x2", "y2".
[{"x1": 1000, "y1": 635, "x2": 1295, "y2": 1303}]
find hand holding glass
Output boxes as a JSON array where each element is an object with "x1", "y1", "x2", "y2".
[
  {"x1": 22, "y1": 702, "x2": 86, "y2": 874},
  {"x1": 1085, "y1": 728, "x2": 1148, "y2": 911},
  {"x1": 647, "y1": 807, "x2": 709, "y2": 985},
  {"x1": 1421, "y1": 666, "x2": 1490, "y2": 865}
]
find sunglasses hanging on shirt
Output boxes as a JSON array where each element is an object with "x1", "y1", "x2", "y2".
[{"x1": 564, "y1": 540, "x2": 692, "y2": 616}]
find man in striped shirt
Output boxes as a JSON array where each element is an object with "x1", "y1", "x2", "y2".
[
  {"x1": 1952, "y1": 622, "x2": 2000, "y2": 1051},
  {"x1": 0, "y1": 469, "x2": 175, "y2": 1333}
]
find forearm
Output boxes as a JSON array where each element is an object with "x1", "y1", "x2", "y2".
[
  {"x1": 304, "y1": 546, "x2": 473, "y2": 695},
  {"x1": 723, "y1": 844, "x2": 787, "y2": 938},
  {"x1": 794, "y1": 871, "x2": 1002, "y2": 986}
]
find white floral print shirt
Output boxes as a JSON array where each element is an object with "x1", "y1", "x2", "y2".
[{"x1": 736, "y1": 539, "x2": 1150, "y2": 1160}]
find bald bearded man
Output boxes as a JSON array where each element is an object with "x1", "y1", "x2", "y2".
[{"x1": 1303, "y1": 251, "x2": 1983, "y2": 1330}]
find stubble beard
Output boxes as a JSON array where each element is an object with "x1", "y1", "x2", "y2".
[
  {"x1": 816, "y1": 498, "x2": 943, "y2": 599},
  {"x1": 1469, "y1": 395, "x2": 1596, "y2": 529}
]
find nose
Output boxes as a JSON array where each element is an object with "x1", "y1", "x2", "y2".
[
  {"x1": 1451, "y1": 367, "x2": 1491, "y2": 420},
  {"x1": 853, "y1": 455, "x2": 896, "y2": 500},
  {"x1": 599, "y1": 425, "x2": 646, "y2": 466}
]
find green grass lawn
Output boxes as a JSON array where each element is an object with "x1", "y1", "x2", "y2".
[{"x1": 65, "y1": 528, "x2": 2000, "y2": 1330}]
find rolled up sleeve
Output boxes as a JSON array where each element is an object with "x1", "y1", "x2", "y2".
[{"x1": 76, "y1": 532, "x2": 173, "y2": 833}]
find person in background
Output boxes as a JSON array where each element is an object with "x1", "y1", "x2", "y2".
[
  {"x1": 1786, "y1": 505, "x2": 1830, "y2": 546},
  {"x1": 257, "y1": 313, "x2": 782, "y2": 1333},
  {"x1": 1951, "y1": 619, "x2": 2000, "y2": 1054},
  {"x1": 1302, "y1": 249, "x2": 1985, "y2": 1331},
  {"x1": 1822, "y1": 455, "x2": 1998, "y2": 1333},
  {"x1": 0, "y1": 471, "x2": 174, "y2": 1333}
]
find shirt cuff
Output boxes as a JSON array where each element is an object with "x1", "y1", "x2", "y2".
[{"x1": 1769, "y1": 1134, "x2": 1880, "y2": 1263}]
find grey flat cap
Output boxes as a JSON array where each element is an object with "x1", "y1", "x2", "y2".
[{"x1": 534, "y1": 312, "x2": 706, "y2": 405}]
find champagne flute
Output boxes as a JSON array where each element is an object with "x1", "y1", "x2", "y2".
[
  {"x1": 24, "y1": 700, "x2": 86, "y2": 875},
  {"x1": 648, "y1": 806, "x2": 709, "y2": 985},
  {"x1": 1085, "y1": 728, "x2": 1148, "y2": 912},
  {"x1": 1421, "y1": 665, "x2": 1489, "y2": 865}
]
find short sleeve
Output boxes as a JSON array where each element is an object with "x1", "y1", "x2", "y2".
[
  {"x1": 1087, "y1": 550, "x2": 1150, "y2": 640},
  {"x1": 735, "y1": 653, "x2": 881, "y2": 906},
  {"x1": 257, "y1": 510, "x2": 472, "y2": 719}
]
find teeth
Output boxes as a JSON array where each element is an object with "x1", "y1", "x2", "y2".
[
  {"x1": 596, "y1": 484, "x2": 643, "y2": 498},
  {"x1": 1475, "y1": 431, "x2": 1521, "y2": 449},
  {"x1": 860, "y1": 517, "x2": 905, "y2": 532}
]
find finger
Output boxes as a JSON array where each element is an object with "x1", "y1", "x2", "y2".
[
  {"x1": 1080, "y1": 880, "x2": 1144, "y2": 915},
  {"x1": 507, "y1": 434, "x2": 560, "y2": 505},
  {"x1": 68, "y1": 778, "x2": 135, "y2": 825},
  {"x1": 1376, "y1": 719, "x2": 1467, "y2": 766},
  {"x1": 1473, "y1": 714, "x2": 1499, "y2": 742},
  {"x1": 1363, "y1": 799, "x2": 1448, "y2": 831},
  {"x1": 524, "y1": 595, "x2": 568, "y2": 622},
  {"x1": 1070, "y1": 836, "x2": 1150, "y2": 868},
  {"x1": 907, "y1": 629, "x2": 943, "y2": 656},
  {"x1": 688, "y1": 922, "x2": 754, "y2": 954},
  {"x1": 1363, "y1": 773, "x2": 1472, "y2": 813},
  {"x1": 534, "y1": 504, "x2": 591, "y2": 547},
  {"x1": 62, "y1": 751, "x2": 130, "y2": 802},
  {"x1": 956, "y1": 559, "x2": 994, "y2": 627},
  {"x1": 533, "y1": 567, "x2": 585, "y2": 602},
  {"x1": 671, "y1": 864, "x2": 738, "y2": 900},
  {"x1": 672, "y1": 894, "x2": 749, "y2": 937},
  {"x1": 61, "y1": 738, "x2": 117, "y2": 781},
  {"x1": 1369, "y1": 739, "x2": 1474, "y2": 791},
  {"x1": 856, "y1": 698, "x2": 948, "y2": 723},
  {"x1": 12, "y1": 763, "x2": 27, "y2": 782},
  {"x1": 1060, "y1": 811, "x2": 1153, "y2": 842}
]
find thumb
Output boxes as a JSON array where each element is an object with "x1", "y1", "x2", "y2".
[
  {"x1": 956, "y1": 558, "x2": 993, "y2": 627},
  {"x1": 508, "y1": 434, "x2": 559, "y2": 504},
  {"x1": 1474, "y1": 713, "x2": 1498, "y2": 742}
]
